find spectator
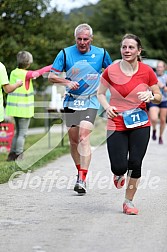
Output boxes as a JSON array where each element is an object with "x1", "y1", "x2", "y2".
[
  {"x1": 6, "y1": 51, "x2": 51, "y2": 161},
  {"x1": 0, "y1": 62, "x2": 22, "y2": 122}
]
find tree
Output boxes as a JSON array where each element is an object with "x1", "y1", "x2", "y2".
[
  {"x1": 89, "y1": 0, "x2": 167, "y2": 61},
  {"x1": 0, "y1": 0, "x2": 48, "y2": 70},
  {"x1": 1, "y1": 0, "x2": 166, "y2": 91},
  {"x1": 0, "y1": 0, "x2": 69, "y2": 91},
  {"x1": 126, "y1": 0, "x2": 167, "y2": 60}
]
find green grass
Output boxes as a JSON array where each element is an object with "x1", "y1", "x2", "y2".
[{"x1": 0, "y1": 117, "x2": 107, "y2": 184}]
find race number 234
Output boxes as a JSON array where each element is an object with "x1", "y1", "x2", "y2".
[{"x1": 74, "y1": 100, "x2": 85, "y2": 107}]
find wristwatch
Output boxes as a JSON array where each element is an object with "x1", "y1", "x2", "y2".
[{"x1": 150, "y1": 91, "x2": 155, "y2": 101}]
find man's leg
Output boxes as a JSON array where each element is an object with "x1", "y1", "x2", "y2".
[
  {"x1": 65, "y1": 108, "x2": 97, "y2": 194},
  {"x1": 71, "y1": 121, "x2": 93, "y2": 194},
  {"x1": 67, "y1": 126, "x2": 80, "y2": 166},
  {"x1": 78, "y1": 120, "x2": 93, "y2": 170},
  {"x1": 64, "y1": 108, "x2": 81, "y2": 172}
]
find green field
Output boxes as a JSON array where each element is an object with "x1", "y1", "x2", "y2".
[{"x1": 0, "y1": 117, "x2": 107, "y2": 184}]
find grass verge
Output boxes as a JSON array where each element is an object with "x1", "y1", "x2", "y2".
[{"x1": 0, "y1": 117, "x2": 107, "y2": 184}]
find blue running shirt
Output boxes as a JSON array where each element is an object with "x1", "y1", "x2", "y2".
[{"x1": 51, "y1": 45, "x2": 112, "y2": 109}]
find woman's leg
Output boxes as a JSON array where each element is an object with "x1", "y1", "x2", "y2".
[
  {"x1": 159, "y1": 108, "x2": 167, "y2": 143},
  {"x1": 107, "y1": 130, "x2": 129, "y2": 176},
  {"x1": 7, "y1": 117, "x2": 19, "y2": 161},
  {"x1": 149, "y1": 106, "x2": 159, "y2": 130},
  {"x1": 15, "y1": 118, "x2": 31, "y2": 155},
  {"x1": 125, "y1": 127, "x2": 150, "y2": 201},
  {"x1": 10, "y1": 117, "x2": 19, "y2": 153},
  {"x1": 149, "y1": 106, "x2": 159, "y2": 140}
]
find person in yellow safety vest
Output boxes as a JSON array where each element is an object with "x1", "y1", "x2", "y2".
[
  {"x1": 0, "y1": 62, "x2": 23, "y2": 122},
  {"x1": 6, "y1": 51, "x2": 52, "y2": 161}
]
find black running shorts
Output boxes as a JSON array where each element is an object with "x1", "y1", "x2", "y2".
[{"x1": 64, "y1": 107, "x2": 98, "y2": 127}]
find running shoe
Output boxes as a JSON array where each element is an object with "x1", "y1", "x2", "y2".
[
  {"x1": 113, "y1": 175, "x2": 125, "y2": 189},
  {"x1": 159, "y1": 137, "x2": 163, "y2": 144},
  {"x1": 74, "y1": 176, "x2": 86, "y2": 194},
  {"x1": 6, "y1": 152, "x2": 16, "y2": 161},
  {"x1": 123, "y1": 200, "x2": 138, "y2": 215},
  {"x1": 152, "y1": 130, "x2": 156, "y2": 140},
  {"x1": 15, "y1": 153, "x2": 23, "y2": 160}
]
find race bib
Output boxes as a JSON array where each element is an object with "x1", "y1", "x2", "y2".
[
  {"x1": 63, "y1": 94, "x2": 90, "y2": 110},
  {"x1": 122, "y1": 108, "x2": 148, "y2": 128}
]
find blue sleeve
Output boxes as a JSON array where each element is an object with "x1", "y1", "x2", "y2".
[
  {"x1": 50, "y1": 50, "x2": 65, "y2": 74},
  {"x1": 103, "y1": 50, "x2": 112, "y2": 69}
]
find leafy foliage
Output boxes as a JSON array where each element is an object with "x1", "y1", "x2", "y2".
[
  {"x1": 0, "y1": 0, "x2": 70, "y2": 90},
  {"x1": 0, "y1": 0, "x2": 166, "y2": 92},
  {"x1": 89, "y1": 0, "x2": 167, "y2": 60}
]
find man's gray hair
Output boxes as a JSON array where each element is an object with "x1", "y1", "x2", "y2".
[{"x1": 74, "y1": 23, "x2": 93, "y2": 37}]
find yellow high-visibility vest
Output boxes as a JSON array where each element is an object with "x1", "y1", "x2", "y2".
[{"x1": 6, "y1": 68, "x2": 34, "y2": 118}]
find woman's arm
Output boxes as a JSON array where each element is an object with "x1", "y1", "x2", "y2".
[
  {"x1": 97, "y1": 83, "x2": 110, "y2": 110},
  {"x1": 137, "y1": 83, "x2": 162, "y2": 104},
  {"x1": 151, "y1": 83, "x2": 163, "y2": 104},
  {"x1": 25, "y1": 65, "x2": 52, "y2": 90},
  {"x1": 97, "y1": 83, "x2": 118, "y2": 118},
  {"x1": 25, "y1": 65, "x2": 52, "y2": 81}
]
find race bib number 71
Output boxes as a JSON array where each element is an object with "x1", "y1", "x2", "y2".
[{"x1": 122, "y1": 108, "x2": 148, "y2": 128}]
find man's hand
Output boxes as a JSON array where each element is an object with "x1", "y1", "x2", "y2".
[{"x1": 67, "y1": 81, "x2": 79, "y2": 90}]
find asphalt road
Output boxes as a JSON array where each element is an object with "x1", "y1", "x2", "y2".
[{"x1": 0, "y1": 127, "x2": 167, "y2": 252}]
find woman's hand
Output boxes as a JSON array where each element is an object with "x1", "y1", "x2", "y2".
[
  {"x1": 137, "y1": 90, "x2": 154, "y2": 103},
  {"x1": 106, "y1": 106, "x2": 118, "y2": 119}
]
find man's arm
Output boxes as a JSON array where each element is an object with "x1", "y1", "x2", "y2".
[{"x1": 48, "y1": 72, "x2": 79, "y2": 90}]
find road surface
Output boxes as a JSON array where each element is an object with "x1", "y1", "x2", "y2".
[{"x1": 0, "y1": 128, "x2": 167, "y2": 252}]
